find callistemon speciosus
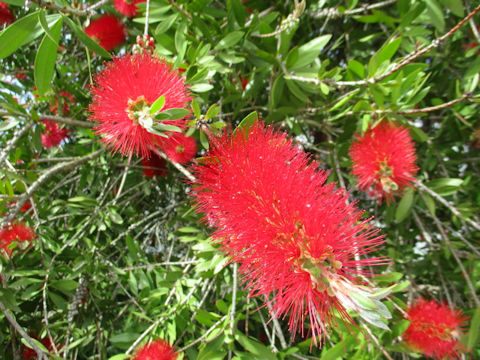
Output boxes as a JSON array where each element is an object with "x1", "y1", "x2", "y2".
[
  {"x1": 161, "y1": 132, "x2": 197, "y2": 164},
  {"x1": 89, "y1": 53, "x2": 191, "y2": 157},
  {"x1": 0, "y1": 1, "x2": 14, "y2": 26},
  {"x1": 0, "y1": 222, "x2": 35, "y2": 257},
  {"x1": 84, "y1": 14, "x2": 126, "y2": 51},
  {"x1": 40, "y1": 119, "x2": 70, "y2": 148},
  {"x1": 404, "y1": 298, "x2": 467, "y2": 359},
  {"x1": 191, "y1": 121, "x2": 391, "y2": 344},
  {"x1": 133, "y1": 339, "x2": 178, "y2": 360},
  {"x1": 349, "y1": 121, "x2": 418, "y2": 202},
  {"x1": 114, "y1": 0, "x2": 146, "y2": 17}
]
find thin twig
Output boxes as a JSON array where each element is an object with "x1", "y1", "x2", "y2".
[
  {"x1": 150, "y1": 147, "x2": 196, "y2": 182},
  {"x1": 310, "y1": 0, "x2": 396, "y2": 19},
  {"x1": 178, "y1": 316, "x2": 227, "y2": 352},
  {"x1": 0, "y1": 301, "x2": 48, "y2": 360},
  {"x1": 0, "y1": 121, "x2": 34, "y2": 168},
  {"x1": 168, "y1": 0, "x2": 192, "y2": 19},
  {"x1": 1, "y1": 149, "x2": 105, "y2": 226},
  {"x1": 227, "y1": 263, "x2": 238, "y2": 360},
  {"x1": 416, "y1": 181, "x2": 480, "y2": 232},
  {"x1": 144, "y1": 0, "x2": 150, "y2": 36}
]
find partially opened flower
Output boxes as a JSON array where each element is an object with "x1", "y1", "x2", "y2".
[
  {"x1": 49, "y1": 91, "x2": 75, "y2": 116},
  {"x1": 161, "y1": 132, "x2": 197, "y2": 164},
  {"x1": 350, "y1": 121, "x2": 418, "y2": 202},
  {"x1": 133, "y1": 339, "x2": 177, "y2": 360},
  {"x1": 89, "y1": 53, "x2": 191, "y2": 157},
  {"x1": 84, "y1": 14, "x2": 126, "y2": 51},
  {"x1": 0, "y1": 1, "x2": 14, "y2": 26},
  {"x1": 114, "y1": 0, "x2": 146, "y2": 17},
  {"x1": 40, "y1": 119, "x2": 69, "y2": 148},
  {"x1": 191, "y1": 121, "x2": 390, "y2": 344},
  {"x1": 0, "y1": 222, "x2": 35, "y2": 257},
  {"x1": 141, "y1": 152, "x2": 168, "y2": 178},
  {"x1": 404, "y1": 298, "x2": 467, "y2": 359}
]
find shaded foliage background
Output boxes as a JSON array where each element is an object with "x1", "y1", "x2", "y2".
[{"x1": 1, "y1": 0, "x2": 480, "y2": 359}]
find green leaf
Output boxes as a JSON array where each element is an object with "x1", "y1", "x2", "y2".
[
  {"x1": 205, "y1": 104, "x2": 221, "y2": 120},
  {"x1": 233, "y1": 111, "x2": 258, "y2": 136},
  {"x1": 190, "y1": 83, "x2": 214, "y2": 92},
  {"x1": 321, "y1": 335, "x2": 355, "y2": 360},
  {"x1": 425, "y1": 0, "x2": 445, "y2": 32},
  {"x1": 290, "y1": 34, "x2": 332, "y2": 69},
  {"x1": 269, "y1": 76, "x2": 285, "y2": 109},
  {"x1": 235, "y1": 332, "x2": 276, "y2": 360},
  {"x1": 150, "y1": 95, "x2": 166, "y2": 114},
  {"x1": 63, "y1": 16, "x2": 111, "y2": 59},
  {"x1": 329, "y1": 89, "x2": 360, "y2": 112},
  {"x1": 467, "y1": 307, "x2": 480, "y2": 350},
  {"x1": 425, "y1": 178, "x2": 463, "y2": 196},
  {"x1": 396, "y1": 188, "x2": 415, "y2": 223},
  {"x1": 51, "y1": 279, "x2": 79, "y2": 293},
  {"x1": 34, "y1": 17, "x2": 63, "y2": 95},
  {"x1": 368, "y1": 36, "x2": 402, "y2": 76},
  {"x1": 0, "y1": 11, "x2": 40, "y2": 59},
  {"x1": 214, "y1": 31, "x2": 244, "y2": 50},
  {"x1": 158, "y1": 108, "x2": 190, "y2": 121},
  {"x1": 440, "y1": 0, "x2": 464, "y2": 16},
  {"x1": 0, "y1": 118, "x2": 21, "y2": 131},
  {"x1": 191, "y1": 99, "x2": 201, "y2": 119},
  {"x1": 348, "y1": 59, "x2": 365, "y2": 78}
]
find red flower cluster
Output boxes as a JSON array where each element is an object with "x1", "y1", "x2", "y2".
[
  {"x1": 49, "y1": 91, "x2": 75, "y2": 116},
  {"x1": 349, "y1": 121, "x2": 418, "y2": 202},
  {"x1": 22, "y1": 335, "x2": 57, "y2": 359},
  {"x1": 142, "y1": 152, "x2": 168, "y2": 178},
  {"x1": 404, "y1": 298, "x2": 467, "y2": 359},
  {"x1": 89, "y1": 53, "x2": 191, "y2": 157},
  {"x1": 133, "y1": 339, "x2": 177, "y2": 360},
  {"x1": 161, "y1": 133, "x2": 197, "y2": 164},
  {"x1": 0, "y1": 1, "x2": 14, "y2": 26},
  {"x1": 114, "y1": 0, "x2": 146, "y2": 17},
  {"x1": 191, "y1": 122, "x2": 388, "y2": 344},
  {"x1": 84, "y1": 14, "x2": 126, "y2": 51},
  {"x1": 40, "y1": 119, "x2": 69, "y2": 148},
  {"x1": 0, "y1": 222, "x2": 35, "y2": 257}
]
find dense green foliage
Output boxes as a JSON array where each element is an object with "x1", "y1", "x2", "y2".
[{"x1": 1, "y1": 0, "x2": 480, "y2": 359}]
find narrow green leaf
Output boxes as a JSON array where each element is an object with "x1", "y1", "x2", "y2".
[
  {"x1": 235, "y1": 332, "x2": 276, "y2": 360},
  {"x1": 205, "y1": 104, "x2": 220, "y2": 120},
  {"x1": 38, "y1": 10, "x2": 59, "y2": 46},
  {"x1": 34, "y1": 17, "x2": 63, "y2": 95},
  {"x1": 0, "y1": 11, "x2": 40, "y2": 59},
  {"x1": 63, "y1": 16, "x2": 111, "y2": 59},
  {"x1": 395, "y1": 188, "x2": 415, "y2": 223},
  {"x1": 191, "y1": 99, "x2": 201, "y2": 119},
  {"x1": 190, "y1": 83, "x2": 214, "y2": 92},
  {"x1": 214, "y1": 31, "x2": 244, "y2": 50},
  {"x1": 291, "y1": 34, "x2": 332, "y2": 69},
  {"x1": 467, "y1": 307, "x2": 480, "y2": 350},
  {"x1": 149, "y1": 95, "x2": 165, "y2": 114},
  {"x1": 233, "y1": 111, "x2": 258, "y2": 136}
]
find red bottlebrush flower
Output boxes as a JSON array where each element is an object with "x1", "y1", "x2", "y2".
[
  {"x1": 0, "y1": 222, "x2": 35, "y2": 257},
  {"x1": 161, "y1": 133, "x2": 197, "y2": 164},
  {"x1": 8, "y1": 200, "x2": 32, "y2": 213},
  {"x1": 22, "y1": 336, "x2": 56, "y2": 359},
  {"x1": 0, "y1": 1, "x2": 14, "y2": 26},
  {"x1": 40, "y1": 119, "x2": 70, "y2": 148},
  {"x1": 191, "y1": 122, "x2": 389, "y2": 344},
  {"x1": 239, "y1": 75, "x2": 249, "y2": 90},
  {"x1": 133, "y1": 339, "x2": 178, "y2": 360},
  {"x1": 84, "y1": 14, "x2": 126, "y2": 51},
  {"x1": 89, "y1": 53, "x2": 191, "y2": 157},
  {"x1": 404, "y1": 298, "x2": 467, "y2": 359},
  {"x1": 349, "y1": 121, "x2": 418, "y2": 202},
  {"x1": 15, "y1": 69, "x2": 28, "y2": 81},
  {"x1": 114, "y1": 0, "x2": 146, "y2": 17},
  {"x1": 49, "y1": 91, "x2": 75, "y2": 115},
  {"x1": 141, "y1": 152, "x2": 168, "y2": 178}
]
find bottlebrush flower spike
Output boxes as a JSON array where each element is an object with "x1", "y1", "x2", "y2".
[
  {"x1": 191, "y1": 121, "x2": 391, "y2": 345},
  {"x1": 142, "y1": 152, "x2": 168, "y2": 178},
  {"x1": 0, "y1": 222, "x2": 35, "y2": 257},
  {"x1": 114, "y1": 0, "x2": 146, "y2": 17},
  {"x1": 0, "y1": 1, "x2": 14, "y2": 26},
  {"x1": 84, "y1": 14, "x2": 126, "y2": 51},
  {"x1": 49, "y1": 91, "x2": 75, "y2": 116},
  {"x1": 161, "y1": 132, "x2": 197, "y2": 164},
  {"x1": 133, "y1": 339, "x2": 177, "y2": 360},
  {"x1": 89, "y1": 53, "x2": 191, "y2": 157},
  {"x1": 404, "y1": 298, "x2": 467, "y2": 359},
  {"x1": 40, "y1": 119, "x2": 70, "y2": 148},
  {"x1": 349, "y1": 121, "x2": 418, "y2": 202}
]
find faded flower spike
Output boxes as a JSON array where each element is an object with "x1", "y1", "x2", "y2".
[
  {"x1": 350, "y1": 121, "x2": 418, "y2": 202},
  {"x1": 89, "y1": 53, "x2": 191, "y2": 157},
  {"x1": 191, "y1": 121, "x2": 392, "y2": 345}
]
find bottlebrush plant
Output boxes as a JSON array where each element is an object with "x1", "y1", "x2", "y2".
[{"x1": 0, "y1": 1, "x2": 479, "y2": 359}]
